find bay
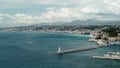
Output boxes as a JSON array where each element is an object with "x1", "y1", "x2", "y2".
[{"x1": 0, "y1": 32, "x2": 120, "y2": 68}]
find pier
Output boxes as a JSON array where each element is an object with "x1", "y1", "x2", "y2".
[
  {"x1": 93, "y1": 52, "x2": 120, "y2": 60},
  {"x1": 56, "y1": 46, "x2": 102, "y2": 55},
  {"x1": 93, "y1": 56, "x2": 120, "y2": 60}
]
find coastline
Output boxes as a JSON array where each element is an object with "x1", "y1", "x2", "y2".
[{"x1": 0, "y1": 30, "x2": 95, "y2": 38}]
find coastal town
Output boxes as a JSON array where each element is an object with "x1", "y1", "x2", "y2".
[
  {"x1": 55, "y1": 25, "x2": 120, "y2": 56},
  {"x1": 1, "y1": 0, "x2": 120, "y2": 67},
  {"x1": 0, "y1": 25, "x2": 120, "y2": 60},
  {"x1": 0, "y1": 25, "x2": 120, "y2": 44}
]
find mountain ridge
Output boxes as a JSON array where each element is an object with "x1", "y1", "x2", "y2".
[{"x1": 33, "y1": 20, "x2": 120, "y2": 26}]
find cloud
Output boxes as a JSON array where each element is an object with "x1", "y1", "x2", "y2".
[
  {"x1": 0, "y1": 6, "x2": 119, "y2": 27},
  {"x1": 0, "y1": 13, "x2": 40, "y2": 27},
  {"x1": 32, "y1": 0, "x2": 120, "y2": 15},
  {"x1": 0, "y1": 7, "x2": 99, "y2": 25},
  {"x1": 104, "y1": 0, "x2": 120, "y2": 14},
  {"x1": 0, "y1": 0, "x2": 120, "y2": 27},
  {"x1": 0, "y1": 0, "x2": 120, "y2": 13},
  {"x1": 40, "y1": 7, "x2": 99, "y2": 22}
]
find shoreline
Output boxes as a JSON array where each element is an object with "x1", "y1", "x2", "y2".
[{"x1": 0, "y1": 30, "x2": 95, "y2": 37}]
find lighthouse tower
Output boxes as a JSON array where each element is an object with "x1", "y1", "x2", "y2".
[{"x1": 57, "y1": 47, "x2": 61, "y2": 53}]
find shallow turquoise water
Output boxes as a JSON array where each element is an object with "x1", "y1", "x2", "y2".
[{"x1": 0, "y1": 32, "x2": 120, "y2": 68}]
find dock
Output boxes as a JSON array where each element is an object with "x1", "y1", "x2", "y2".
[
  {"x1": 93, "y1": 56, "x2": 120, "y2": 60},
  {"x1": 93, "y1": 52, "x2": 120, "y2": 60},
  {"x1": 56, "y1": 46, "x2": 102, "y2": 55}
]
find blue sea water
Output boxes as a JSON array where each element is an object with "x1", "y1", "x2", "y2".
[{"x1": 0, "y1": 32, "x2": 120, "y2": 68}]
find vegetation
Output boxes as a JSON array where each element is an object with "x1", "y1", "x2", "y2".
[{"x1": 102, "y1": 26, "x2": 120, "y2": 37}]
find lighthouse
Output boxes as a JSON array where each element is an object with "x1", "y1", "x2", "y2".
[{"x1": 57, "y1": 47, "x2": 61, "y2": 53}]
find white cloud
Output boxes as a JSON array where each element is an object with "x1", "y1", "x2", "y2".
[
  {"x1": 28, "y1": 0, "x2": 119, "y2": 14},
  {"x1": 39, "y1": 7, "x2": 100, "y2": 22},
  {"x1": 104, "y1": 0, "x2": 120, "y2": 7},
  {"x1": 0, "y1": 0, "x2": 120, "y2": 27},
  {"x1": 0, "y1": 0, "x2": 120, "y2": 14},
  {"x1": 0, "y1": 5, "x2": 120, "y2": 26},
  {"x1": 0, "y1": 6, "x2": 119, "y2": 26},
  {"x1": 81, "y1": 7, "x2": 99, "y2": 13},
  {"x1": 0, "y1": 13, "x2": 40, "y2": 26},
  {"x1": 104, "y1": 0, "x2": 120, "y2": 14},
  {"x1": 33, "y1": 0, "x2": 84, "y2": 5},
  {"x1": 14, "y1": 14, "x2": 37, "y2": 24}
]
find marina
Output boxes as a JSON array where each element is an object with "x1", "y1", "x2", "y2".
[{"x1": 93, "y1": 52, "x2": 120, "y2": 60}]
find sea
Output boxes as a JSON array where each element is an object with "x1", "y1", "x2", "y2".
[{"x1": 0, "y1": 32, "x2": 120, "y2": 68}]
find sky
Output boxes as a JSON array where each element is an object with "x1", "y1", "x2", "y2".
[{"x1": 0, "y1": 0, "x2": 120, "y2": 27}]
